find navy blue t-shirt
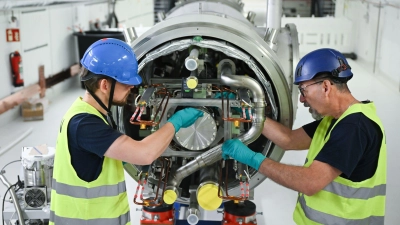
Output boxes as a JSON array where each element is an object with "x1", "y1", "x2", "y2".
[
  {"x1": 67, "y1": 113, "x2": 123, "y2": 182},
  {"x1": 302, "y1": 106, "x2": 383, "y2": 182}
]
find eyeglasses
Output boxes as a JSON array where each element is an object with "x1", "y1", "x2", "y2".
[{"x1": 299, "y1": 81, "x2": 323, "y2": 97}]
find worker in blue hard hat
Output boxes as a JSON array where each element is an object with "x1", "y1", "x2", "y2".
[
  {"x1": 50, "y1": 38, "x2": 203, "y2": 225},
  {"x1": 222, "y1": 48, "x2": 386, "y2": 224}
]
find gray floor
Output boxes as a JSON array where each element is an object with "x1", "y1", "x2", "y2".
[{"x1": 1, "y1": 59, "x2": 399, "y2": 224}]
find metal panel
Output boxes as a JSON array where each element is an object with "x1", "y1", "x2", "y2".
[
  {"x1": 282, "y1": 17, "x2": 354, "y2": 56},
  {"x1": 20, "y1": 8, "x2": 52, "y2": 85},
  {"x1": 49, "y1": 6, "x2": 76, "y2": 73},
  {"x1": 20, "y1": 9, "x2": 50, "y2": 51},
  {"x1": 118, "y1": 0, "x2": 154, "y2": 27},
  {"x1": 22, "y1": 46, "x2": 52, "y2": 84}
]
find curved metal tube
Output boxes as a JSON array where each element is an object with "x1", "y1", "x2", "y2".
[
  {"x1": 0, "y1": 174, "x2": 24, "y2": 223},
  {"x1": 167, "y1": 74, "x2": 265, "y2": 188}
]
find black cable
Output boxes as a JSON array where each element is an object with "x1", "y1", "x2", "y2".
[
  {"x1": 106, "y1": 0, "x2": 119, "y2": 28},
  {"x1": 112, "y1": 0, "x2": 118, "y2": 28},
  {"x1": 13, "y1": 176, "x2": 24, "y2": 193},
  {"x1": 107, "y1": 79, "x2": 117, "y2": 129}
]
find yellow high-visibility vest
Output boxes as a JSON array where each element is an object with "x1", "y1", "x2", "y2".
[
  {"x1": 293, "y1": 102, "x2": 386, "y2": 225},
  {"x1": 50, "y1": 97, "x2": 130, "y2": 225}
]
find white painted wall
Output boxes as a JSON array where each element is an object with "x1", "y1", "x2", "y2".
[
  {"x1": 0, "y1": 0, "x2": 154, "y2": 126},
  {"x1": 282, "y1": 16, "x2": 354, "y2": 56},
  {"x1": 339, "y1": 0, "x2": 400, "y2": 90},
  {"x1": 244, "y1": 0, "x2": 400, "y2": 91}
]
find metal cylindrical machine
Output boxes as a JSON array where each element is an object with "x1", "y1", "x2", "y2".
[
  {"x1": 140, "y1": 203, "x2": 174, "y2": 225},
  {"x1": 119, "y1": 0, "x2": 300, "y2": 219},
  {"x1": 223, "y1": 200, "x2": 257, "y2": 225},
  {"x1": 21, "y1": 146, "x2": 55, "y2": 208}
]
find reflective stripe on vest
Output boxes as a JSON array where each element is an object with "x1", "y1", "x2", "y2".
[
  {"x1": 298, "y1": 195, "x2": 384, "y2": 225},
  {"x1": 50, "y1": 210, "x2": 130, "y2": 225},
  {"x1": 323, "y1": 181, "x2": 386, "y2": 199},
  {"x1": 52, "y1": 178, "x2": 127, "y2": 199}
]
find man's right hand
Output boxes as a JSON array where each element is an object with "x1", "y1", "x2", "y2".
[
  {"x1": 167, "y1": 108, "x2": 204, "y2": 132},
  {"x1": 222, "y1": 139, "x2": 266, "y2": 170}
]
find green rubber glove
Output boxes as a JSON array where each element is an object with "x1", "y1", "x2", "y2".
[
  {"x1": 167, "y1": 108, "x2": 204, "y2": 132},
  {"x1": 222, "y1": 139, "x2": 266, "y2": 170}
]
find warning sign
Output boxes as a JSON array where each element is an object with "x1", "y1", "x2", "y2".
[{"x1": 6, "y1": 29, "x2": 20, "y2": 42}]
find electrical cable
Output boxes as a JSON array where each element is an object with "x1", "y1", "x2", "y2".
[{"x1": 1, "y1": 160, "x2": 21, "y2": 173}]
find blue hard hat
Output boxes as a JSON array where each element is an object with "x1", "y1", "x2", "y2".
[
  {"x1": 80, "y1": 38, "x2": 142, "y2": 85},
  {"x1": 294, "y1": 48, "x2": 353, "y2": 85}
]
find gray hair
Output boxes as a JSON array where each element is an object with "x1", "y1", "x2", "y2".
[{"x1": 313, "y1": 73, "x2": 349, "y2": 92}]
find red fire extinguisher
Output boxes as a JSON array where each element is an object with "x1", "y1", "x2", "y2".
[{"x1": 10, "y1": 51, "x2": 24, "y2": 87}]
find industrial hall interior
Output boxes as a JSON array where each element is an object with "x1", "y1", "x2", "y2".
[{"x1": 0, "y1": 0, "x2": 399, "y2": 224}]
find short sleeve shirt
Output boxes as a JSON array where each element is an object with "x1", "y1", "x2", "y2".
[
  {"x1": 67, "y1": 113, "x2": 123, "y2": 182},
  {"x1": 302, "y1": 109, "x2": 382, "y2": 182}
]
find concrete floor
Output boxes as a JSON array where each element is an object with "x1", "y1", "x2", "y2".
[{"x1": 1, "y1": 59, "x2": 399, "y2": 224}]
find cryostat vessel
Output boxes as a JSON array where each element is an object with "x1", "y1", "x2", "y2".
[{"x1": 118, "y1": 0, "x2": 300, "y2": 224}]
